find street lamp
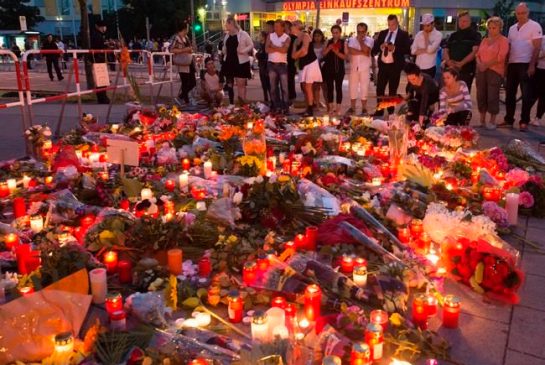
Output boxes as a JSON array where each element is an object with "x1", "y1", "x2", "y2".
[
  {"x1": 56, "y1": 16, "x2": 63, "y2": 40},
  {"x1": 198, "y1": 7, "x2": 206, "y2": 42}
]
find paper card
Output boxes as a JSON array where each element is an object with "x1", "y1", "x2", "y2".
[{"x1": 107, "y1": 138, "x2": 139, "y2": 167}]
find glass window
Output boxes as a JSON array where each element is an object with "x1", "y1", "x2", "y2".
[{"x1": 57, "y1": 0, "x2": 71, "y2": 15}]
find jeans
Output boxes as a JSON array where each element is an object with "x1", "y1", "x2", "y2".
[
  {"x1": 258, "y1": 65, "x2": 270, "y2": 102},
  {"x1": 268, "y1": 62, "x2": 289, "y2": 110},
  {"x1": 375, "y1": 63, "x2": 402, "y2": 116},
  {"x1": 505, "y1": 63, "x2": 533, "y2": 124},
  {"x1": 476, "y1": 69, "x2": 503, "y2": 115},
  {"x1": 288, "y1": 64, "x2": 297, "y2": 101},
  {"x1": 325, "y1": 71, "x2": 344, "y2": 104}
]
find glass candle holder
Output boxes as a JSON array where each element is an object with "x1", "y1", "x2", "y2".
[
  {"x1": 442, "y1": 295, "x2": 461, "y2": 328},
  {"x1": 242, "y1": 261, "x2": 257, "y2": 286},
  {"x1": 350, "y1": 342, "x2": 371, "y2": 365},
  {"x1": 364, "y1": 323, "x2": 384, "y2": 361},
  {"x1": 304, "y1": 284, "x2": 322, "y2": 321}
]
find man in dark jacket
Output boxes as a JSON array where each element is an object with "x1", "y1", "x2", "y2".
[
  {"x1": 90, "y1": 20, "x2": 110, "y2": 104},
  {"x1": 41, "y1": 34, "x2": 64, "y2": 81},
  {"x1": 372, "y1": 14, "x2": 411, "y2": 116}
]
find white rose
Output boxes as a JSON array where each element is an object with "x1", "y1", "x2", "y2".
[
  {"x1": 232, "y1": 192, "x2": 243, "y2": 205},
  {"x1": 255, "y1": 175, "x2": 264, "y2": 184}
]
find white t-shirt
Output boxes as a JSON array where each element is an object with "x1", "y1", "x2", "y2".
[
  {"x1": 348, "y1": 36, "x2": 374, "y2": 71},
  {"x1": 268, "y1": 32, "x2": 290, "y2": 64},
  {"x1": 538, "y1": 36, "x2": 545, "y2": 69},
  {"x1": 508, "y1": 19, "x2": 543, "y2": 63},
  {"x1": 411, "y1": 29, "x2": 442, "y2": 70},
  {"x1": 381, "y1": 28, "x2": 398, "y2": 64},
  {"x1": 203, "y1": 72, "x2": 221, "y2": 92}
]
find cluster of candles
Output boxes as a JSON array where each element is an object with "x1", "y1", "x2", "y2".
[
  {"x1": 340, "y1": 255, "x2": 368, "y2": 288},
  {"x1": 397, "y1": 219, "x2": 437, "y2": 257},
  {"x1": 412, "y1": 292, "x2": 461, "y2": 329}
]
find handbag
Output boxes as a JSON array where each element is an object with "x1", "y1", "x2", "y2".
[{"x1": 171, "y1": 38, "x2": 193, "y2": 66}]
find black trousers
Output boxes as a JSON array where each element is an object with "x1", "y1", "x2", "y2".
[
  {"x1": 421, "y1": 66, "x2": 436, "y2": 79},
  {"x1": 46, "y1": 57, "x2": 62, "y2": 80},
  {"x1": 258, "y1": 65, "x2": 270, "y2": 102},
  {"x1": 446, "y1": 110, "x2": 472, "y2": 126},
  {"x1": 407, "y1": 93, "x2": 439, "y2": 122},
  {"x1": 534, "y1": 68, "x2": 545, "y2": 119},
  {"x1": 458, "y1": 68, "x2": 475, "y2": 94},
  {"x1": 179, "y1": 71, "x2": 196, "y2": 103},
  {"x1": 505, "y1": 63, "x2": 533, "y2": 125},
  {"x1": 288, "y1": 65, "x2": 297, "y2": 101},
  {"x1": 325, "y1": 71, "x2": 344, "y2": 104},
  {"x1": 375, "y1": 63, "x2": 402, "y2": 116}
]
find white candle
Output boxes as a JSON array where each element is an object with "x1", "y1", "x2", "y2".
[
  {"x1": 372, "y1": 177, "x2": 383, "y2": 186},
  {"x1": 7, "y1": 179, "x2": 17, "y2": 193},
  {"x1": 22, "y1": 175, "x2": 31, "y2": 189},
  {"x1": 353, "y1": 265, "x2": 368, "y2": 287},
  {"x1": 111, "y1": 124, "x2": 120, "y2": 133},
  {"x1": 247, "y1": 121, "x2": 254, "y2": 130},
  {"x1": 75, "y1": 150, "x2": 83, "y2": 160},
  {"x1": 89, "y1": 153, "x2": 100, "y2": 164},
  {"x1": 323, "y1": 115, "x2": 330, "y2": 125},
  {"x1": 89, "y1": 268, "x2": 107, "y2": 304},
  {"x1": 506, "y1": 193, "x2": 519, "y2": 226},
  {"x1": 179, "y1": 172, "x2": 189, "y2": 193},
  {"x1": 196, "y1": 201, "x2": 207, "y2": 211},
  {"x1": 266, "y1": 307, "x2": 285, "y2": 333},
  {"x1": 183, "y1": 318, "x2": 199, "y2": 328},
  {"x1": 30, "y1": 215, "x2": 44, "y2": 233},
  {"x1": 140, "y1": 188, "x2": 153, "y2": 200},
  {"x1": 278, "y1": 152, "x2": 286, "y2": 164},
  {"x1": 251, "y1": 310, "x2": 269, "y2": 342},
  {"x1": 272, "y1": 325, "x2": 289, "y2": 339},
  {"x1": 203, "y1": 161, "x2": 213, "y2": 179}
]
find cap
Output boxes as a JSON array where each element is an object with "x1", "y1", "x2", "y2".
[{"x1": 421, "y1": 13, "x2": 435, "y2": 25}]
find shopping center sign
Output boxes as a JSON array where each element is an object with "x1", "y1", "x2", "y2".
[{"x1": 282, "y1": 0, "x2": 410, "y2": 11}]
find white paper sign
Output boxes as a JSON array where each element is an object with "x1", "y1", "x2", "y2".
[
  {"x1": 92, "y1": 63, "x2": 110, "y2": 88},
  {"x1": 19, "y1": 16, "x2": 27, "y2": 31},
  {"x1": 107, "y1": 139, "x2": 139, "y2": 167}
]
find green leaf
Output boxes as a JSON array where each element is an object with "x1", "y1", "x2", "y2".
[
  {"x1": 122, "y1": 177, "x2": 143, "y2": 198},
  {"x1": 181, "y1": 297, "x2": 200, "y2": 309},
  {"x1": 99, "y1": 230, "x2": 117, "y2": 246}
]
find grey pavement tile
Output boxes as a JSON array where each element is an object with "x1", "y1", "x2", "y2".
[
  {"x1": 508, "y1": 306, "x2": 545, "y2": 359},
  {"x1": 431, "y1": 313, "x2": 508, "y2": 365},
  {"x1": 518, "y1": 273, "x2": 545, "y2": 312},
  {"x1": 442, "y1": 279, "x2": 512, "y2": 324},
  {"x1": 527, "y1": 218, "x2": 545, "y2": 230},
  {"x1": 521, "y1": 251, "x2": 545, "y2": 278},
  {"x1": 526, "y1": 227, "x2": 545, "y2": 246},
  {"x1": 504, "y1": 350, "x2": 545, "y2": 365}
]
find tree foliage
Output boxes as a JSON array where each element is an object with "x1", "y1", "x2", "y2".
[{"x1": 0, "y1": 0, "x2": 44, "y2": 30}]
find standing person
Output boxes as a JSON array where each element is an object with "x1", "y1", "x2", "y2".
[
  {"x1": 256, "y1": 31, "x2": 271, "y2": 104},
  {"x1": 41, "y1": 34, "x2": 64, "y2": 81},
  {"x1": 291, "y1": 20, "x2": 323, "y2": 116},
  {"x1": 90, "y1": 20, "x2": 110, "y2": 104},
  {"x1": 372, "y1": 14, "x2": 411, "y2": 117},
  {"x1": 404, "y1": 63, "x2": 439, "y2": 126},
  {"x1": 475, "y1": 17, "x2": 509, "y2": 129},
  {"x1": 347, "y1": 22, "x2": 374, "y2": 115},
  {"x1": 531, "y1": 35, "x2": 545, "y2": 126},
  {"x1": 312, "y1": 29, "x2": 327, "y2": 110},
  {"x1": 285, "y1": 21, "x2": 298, "y2": 104},
  {"x1": 503, "y1": 2, "x2": 543, "y2": 131},
  {"x1": 56, "y1": 37, "x2": 67, "y2": 69},
  {"x1": 24, "y1": 39, "x2": 33, "y2": 69},
  {"x1": 439, "y1": 68, "x2": 473, "y2": 125},
  {"x1": 443, "y1": 11, "x2": 481, "y2": 92},
  {"x1": 171, "y1": 23, "x2": 196, "y2": 106},
  {"x1": 411, "y1": 14, "x2": 442, "y2": 78},
  {"x1": 322, "y1": 24, "x2": 346, "y2": 115},
  {"x1": 222, "y1": 17, "x2": 254, "y2": 105},
  {"x1": 266, "y1": 20, "x2": 291, "y2": 113}
]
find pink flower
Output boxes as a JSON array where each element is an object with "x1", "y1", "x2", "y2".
[
  {"x1": 482, "y1": 201, "x2": 509, "y2": 227},
  {"x1": 519, "y1": 191, "x2": 535, "y2": 208},
  {"x1": 489, "y1": 148, "x2": 509, "y2": 172},
  {"x1": 505, "y1": 168, "x2": 530, "y2": 187}
]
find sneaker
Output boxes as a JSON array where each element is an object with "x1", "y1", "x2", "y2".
[
  {"x1": 485, "y1": 122, "x2": 496, "y2": 130},
  {"x1": 530, "y1": 118, "x2": 543, "y2": 126}
]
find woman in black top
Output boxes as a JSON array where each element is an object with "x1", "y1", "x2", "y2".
[
  {"x1": 41, "y1": 34, "x2": 63, "y2": 81},
  {"x1": 256, "y1": 31, "x2": 271, "y2": 103},
  {"x1": 322, "y1": 25, "x2": 347, "y2": 115},
  {"x1": 171, "y1": 23, "x2": 196, "y2": 105},
  {"x1": 404, "y1": 63, "x2": 439, "y2": 125}
]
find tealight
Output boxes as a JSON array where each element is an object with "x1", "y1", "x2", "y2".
[{"x1": 6, "y1": 179, "x2": 17, "y2": 193}]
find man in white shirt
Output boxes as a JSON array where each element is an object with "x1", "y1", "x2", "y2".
[
  {"x1": 411, "y1": 14, "x2": 442, "y2": 78},
  {"x1": 347, "y1": 22, "x2": 374, "y2": 115},
  {"x1": 503, "y1": 2, "x2": 543, "y2": 131},
  {"x1": 266, "y1": 19, "x2": 291, "y2": 113}
]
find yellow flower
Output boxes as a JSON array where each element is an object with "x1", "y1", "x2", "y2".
[
  {"x1": 218, "y1": 234, "x2": 226, "y2": 242},
  {"x1": 389, "y1": 312, "x2": 404, "y2": 327},
  {"x1": 277, "y1": 175, "x2": 291, "y2": 183},
  {"x1": 228, "y1": 235, "x2": 238, "y2": 243}
]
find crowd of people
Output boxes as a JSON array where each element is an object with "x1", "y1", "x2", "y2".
[{"x1": 173, "y1": 1, "x2": 544, "y2": 130}]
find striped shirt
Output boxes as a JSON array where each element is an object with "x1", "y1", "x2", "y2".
[{"x1": 439, "y1": 81, "x2": 472, "y2": 114}]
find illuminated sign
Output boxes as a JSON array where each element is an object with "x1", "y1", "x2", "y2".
[{"x1": 282, "y1": 0, "x2": 410, "y2": 11}]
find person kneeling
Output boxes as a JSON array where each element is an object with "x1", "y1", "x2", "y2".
[
  {"x1": 405, "y1": 62, "x2": 439, "y2": 126},
  {"x1": 200, "y1": 57, "x2": 224, "y2": 107},
  {"x1": 439, "y1": 68, "x2": 473, "y2": 125}
]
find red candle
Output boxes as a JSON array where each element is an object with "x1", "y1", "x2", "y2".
[
  {"x1": 165, "y1": 179, "x2": 176, "y2": 192},
  {"x1": 305, "y1": 226, "x2": 318, "y2": 251},
  {"x1": 188, "y1": 359, "x2": 208, "y2": 365},
  {"x1": 285, "y1": 240, "x2": 296, "y2": 253},
  {"x1": 416, "y1": 232, "x2": 432, "y2": 253},
  {"x1": 80, "y1": 214, "x2": 95, "y2": 229},
  {"x1": 105, "y1": 292, "x2": 123, "y2": 315},
  {"x1": 483, "y1": 186, "x2": 501, "y2": 202},
  {"x1": 304, "y1": 284, "x2": 322, "y2": 321},
  {"x1": 350, "y1": 342, "x2": 371, "y2": 365},
  {"x1": 103, "y1": 251, "x2": 118, "y2": 274},
  {"x1": 271, "y1": 296, "x2": 287, "y2": 309},
  {"x1": 425, "y1": 294, "x2": 438, "y2": 317},
  {"x1": 256, "y1": 254, "x2": 269, "y2": 272},
  {"x1": 118, "y1": 260, "x2": 132, "y2": 284},
  {"x1": 341, "y1": 255, "x2": 355, "y2": 274},
  {"x1": 13, "y1": 197, "x2": 26, "y2": 218},
  {"x1": 4, "y1": 233, "x2": 20, "y2": 250},
  {"x1": 182, "y1": 158, "x2": 191, "y2": 170},
  {"x1": 25, "y1": 250, "x2": 41, "y2": 272},
  {"x1": 364, "y1": 323, "x2": 384, "y2": 361},
  {"x1": 73, "y1": 227, "x2": 85, "y2": 245},
  {"x1": 285, "y1": 302, "x2": 296, "y2": 332},
  {"x1": 228, "y1": 290, "x2": 244, "y2": 323},
  {"x1": 412, "y1": 293, "x2": 428, "y2": 329},
  {"x1": 198, "y1": 256, "x2": 212, "y2": 277},
  {"x1": 355, "y1": 257, "x2": 368, "y2": 267},
  {"x1": 369, "y1": 309, "x2": 389, "y2": 331},
  {"x1": 282, "y1": 160, "x2": 291, "y2": 174},
  {"x1": 119, "y1": 199, "x2": 130, "y2": 211},
  {"x1": 15, "y1": 243, "x2": 31, "y2": 274},
  {"x1": 0, "y1": 183, "x2": 9, "y2": 198},
  {"x1": 167, "y1": 248, "x2": 183, "y2": 276},
  {"x1": 397, "y1": 227, "x2": 411, "y2": 244},
  {"x1": 294, "y1": 234, "x2": 306, "y2": 249},
  {"x1": 442, "y1": 295, "x2": 461, "y2": 328},
  {"x1": 380, "y1": 163, "x2": 391, "y2": 178},
  {"x1": 410, "y1": 219, "x2": 424, "y2": 237},
  {"x1": 242, "y1": 261, "x2": 257, "y2": 286},
  {"x1": 19, "y1": 286, "x2": 34, "y2": 296}
]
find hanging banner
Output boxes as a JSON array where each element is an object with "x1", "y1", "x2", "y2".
[{"x1": 282, "y1": 0, "x2": 410, "y2": 11}]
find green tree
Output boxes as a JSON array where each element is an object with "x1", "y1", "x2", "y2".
[
  {"x1": 0, "y1": 0, "x2": 44, "y2": 29},
  {"x1": 493, "y1": 0, "x2": 515, "y2": 33}
]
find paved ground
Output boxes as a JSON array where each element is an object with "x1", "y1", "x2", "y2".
[{"x1": 0, "y1": 67, "x2": 545, "y2": 365}]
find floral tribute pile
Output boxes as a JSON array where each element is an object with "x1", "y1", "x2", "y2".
[{"x1": 0, "y1": 103, "x2": 543, "y2": 365}]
